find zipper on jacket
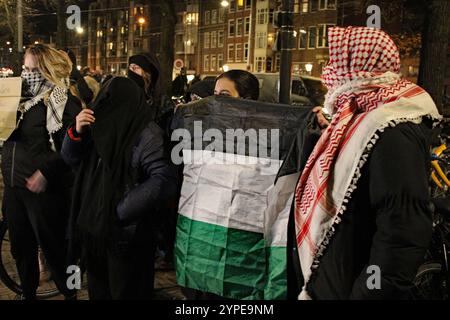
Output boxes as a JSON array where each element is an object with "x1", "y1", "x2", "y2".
[{"x1": 11, "y1": 142, "x2": 16, "y2": 188}]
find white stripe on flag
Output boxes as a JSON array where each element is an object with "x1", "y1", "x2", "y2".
[
  {"x1": 265, "y1": 172, "x2": 300, "y2": 247},
  {"x1": 179, "y1": 150, "x2": 283, "y2": 234}
]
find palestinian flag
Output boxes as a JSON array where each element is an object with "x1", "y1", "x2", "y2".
[{"x1": 173, "y1": 96, "x2": 313, "y2": 299}]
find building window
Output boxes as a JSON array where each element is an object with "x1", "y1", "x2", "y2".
[
  {"x1": 294, "y1": 0, "x2": 299, "y2": 13},
  {"x1": 317, "y1": 24, "x2": 334, "y2": 47},
  {"x1": 175, "y1": 34, "x2": 184, "y2": 52},
  {"x1": 255, "y1": 57, "x2": 265, "y2": 72},
  {"x1": 204, "y1": 55, "x2": 210, "y2": 72},
  {"x1": 318, "y1": 60, "x2": 328, "y2": 73},
  {"x1": 218, "y1": 31, "x2": 224, "y2": 47},
  {"x1": 211, "y1": 31, "x2": 217, "y2": 48},
  {"x1": 236, "y1": 18, "x2": 243, "y2": 36},
  {"x1": 266, "y1": 57, "x2": 272, "y2": 72},
  {"x1": 235, "y1": 43, "x2": 242, "y2": 61},
  {"x1": 310, "y1": 0, "x2": 318, "y2": 12},
  {"x1": 257, "y1": 32, "x2": 267, "y2": 49},
  {"x1": 218, "y1": 54, "x2": 224, "y2": 70},
  {"x1": 319, "y1": 0, "x2": 336, "y2": 9},
  {"x1": 237, "y1": 0, "x2": 244, "y2": 10},
  {"x1": 299, "y1": 29, "x2": 307, "y2": 49},
  {"x1": 319, "y1": 0, "x2": 326, "y2": 10},
  {"x1": 205, "y1": 11, "x2": 211, "y2": 25},
  {"x1": 211, "y1": 9, "x2": 218, "y2": 24},
  {"x1": 228, "y1": 44, "x2": 235, "y2": 62},
  {"x1": 228, "y1": 20, "x2": 235, "y2": 37},
  {"x1": 245, "y1": 0, "x2": 252, "y2": 9},
  {"x1": 204, "y1": 32, "x2": 210, "y2": 49},
  {"x1": 269, "y1": 9, "x2": 274, "y2": 24},
  {"x1": 308, "y1": 26, "x2": 317, "y2": 48},
  {"x1": 186, "y1": 13, "x2": 198, "y2": 25},
  {"x1": 219, "y1": 8, "x2": 225, "y2": 23},
  {"x1": 211, "y1": 54, "x2": 217, "y2": 72},
  {"x1": 229, "y1": 0, "x2": 236, "y2": 12},
  {"x1": 257, "y1": 9, "x2": 268, "y2": 25},
  {"x1": 301, "y1": 0, "x2": 309, "y2": 13},
  {"x1": 245, "y1": 17, "x2": 251, "y2": 35},
  {"x1": 244, "y1": 43, "x2": 249, "y2": 61},
  {"x1": 275, "y1": 53, "x2": 281, "y2": 72}
]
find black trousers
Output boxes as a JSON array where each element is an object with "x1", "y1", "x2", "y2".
[
  {"x1": 84, "y1": 227, "x2": 156, "y2": 300},
  {"x1": 2, "y1": 186, "x2": 74, "y2": 299}
]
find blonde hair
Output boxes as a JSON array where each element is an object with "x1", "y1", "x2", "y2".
[
  {"x1": 25, "y1": 44, "x2": 72, "y2": 88},
  {"x1": 142, "y1": 71, "x2": 151, "y2": 96}
]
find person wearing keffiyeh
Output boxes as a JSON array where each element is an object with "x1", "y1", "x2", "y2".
[
  {"x1": 287, "y1": 27, "x2": 442, "y2": 300},
  {"x1": 1, "y1": 44, "x2": 81, "y2": 300}
]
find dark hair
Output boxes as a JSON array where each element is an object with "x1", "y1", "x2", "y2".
[{"x1": 216, "y1": 70, "x2": 260, "y2": 100}]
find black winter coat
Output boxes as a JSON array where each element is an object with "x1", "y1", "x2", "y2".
[
  {"x1": 287, "y1": 121, "x2": 434, "y2": 300},
  {"x1": 61, "y1": 122, "x2": 178, "y2": 235},
  {"x1": 1, "y1": 94, "x2": 81, "y2": 190}
]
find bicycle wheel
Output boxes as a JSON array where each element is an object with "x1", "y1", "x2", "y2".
[
  {"x1": 0, "y1": 221, "x2": 59, "y2": 299},
  {"x1": 412, "y1": 262, "x2": 448, "y2": 300}
]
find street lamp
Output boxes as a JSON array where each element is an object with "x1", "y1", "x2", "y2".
[
  {"x1": 138, "y1": 17, "x2": 146, "y2": 25},
  {"x1": 221, "y1": 1, "x2": 229, "y2": 7},
  {"x1": 138, "y1": 17, "x2": 146, "y2": 37},
  {"x1": 222, "y1": 64, "x2": 229, "y2": 72},
  {"x1": 75, "y1": 27, "x2": 85, "y2": 68}
]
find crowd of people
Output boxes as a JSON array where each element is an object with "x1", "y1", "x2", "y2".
[{"x1": 0, "y1": 26, "x2": 443, "y2": 300}]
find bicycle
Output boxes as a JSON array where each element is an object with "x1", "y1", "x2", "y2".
[
  {"x1": 0, "y1": 219, "x2": 60, "y2": 299},
  {"x1": 413, "y1": 125, "x2": 450, "y2": 300}
]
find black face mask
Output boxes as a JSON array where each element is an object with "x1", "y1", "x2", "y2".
[{"x1": 127, "y1": 70, "x2": 146, "y2": 91}]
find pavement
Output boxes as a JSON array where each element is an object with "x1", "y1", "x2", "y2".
[
  {"x1": 0, "y1": 265, "x2": 185, "y2": 300},
  {"x1": 0, "y1": 170, "x2": 185, "y2": 301}
]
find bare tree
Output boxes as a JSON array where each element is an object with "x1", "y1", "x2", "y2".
[
  {"x1": 0, "y1": 0, "x2": 35, "y2": 71},
  {"x1": 418, "y1": 0, "x2": 450, "y2": 115},
  {"x1": 55, "y1": 0, "x2": 67, "y2": 48},
  {"x1": 158, "y1": 0, "x2": 177, "y2": 97}
]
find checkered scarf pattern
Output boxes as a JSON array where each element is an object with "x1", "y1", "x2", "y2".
[
  {"x1": 294, "y1": 26, "x2": 440, "y2": 299},
  {"x1": 20, "y1": 70, "x2": 69, "y2": 135}
]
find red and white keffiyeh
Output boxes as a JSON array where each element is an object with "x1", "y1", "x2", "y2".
[{"x1": 294, "y1": 26, "x2": 441, "y2": 299}]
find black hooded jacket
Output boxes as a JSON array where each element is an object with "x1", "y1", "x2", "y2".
[
  {"x1": 61, "y1": 77, "x2": 177, "y2": 252},
  {"x1": 128, "y1": 53, "x2": 162, "y2": 113}
]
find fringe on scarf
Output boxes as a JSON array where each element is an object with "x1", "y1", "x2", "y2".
[{"x1": 299, "y1": 113, "x2": 442, "y2": 299}]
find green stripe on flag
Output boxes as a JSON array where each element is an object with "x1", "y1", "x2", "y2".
[
  {"x1": 265, "y1": 246, "x2": 287, "y2": 300},
  {"x1": 175, "y1": 215, "x2": 287, "y2": 300}
]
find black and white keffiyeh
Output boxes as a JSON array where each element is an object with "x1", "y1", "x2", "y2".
[{"x1": 19, "y1": 70, "x2": 69, "y2": 135}]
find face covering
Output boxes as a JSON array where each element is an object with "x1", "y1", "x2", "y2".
[
  {"x1": 127, "y1": 69, "x2": 146, "y2": 92},
  {"x1": 21, "y1": 70, "x2": 47, "y2": 97}
]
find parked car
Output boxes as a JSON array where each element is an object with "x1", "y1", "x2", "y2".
[{"x1": 253, "y1": 73, "x2": 327, "y2": 106}]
